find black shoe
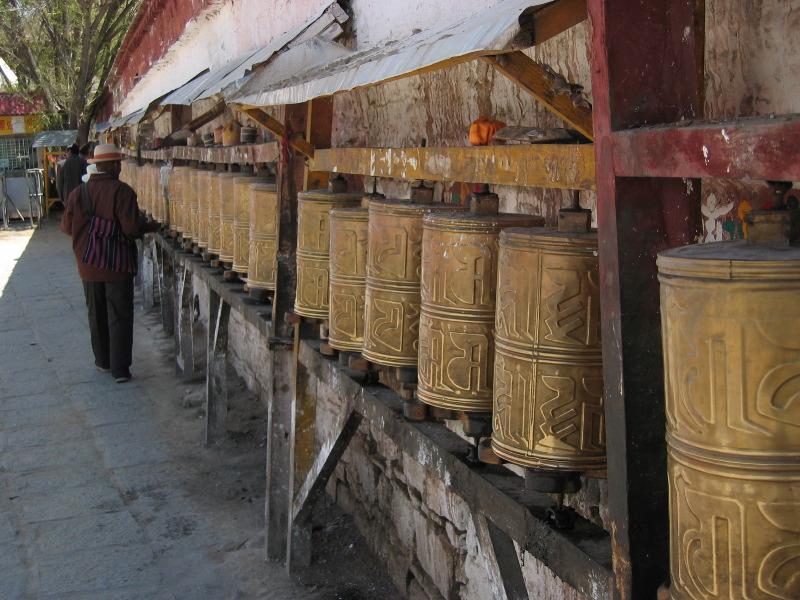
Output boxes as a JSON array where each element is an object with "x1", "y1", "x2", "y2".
[
  {"x1": 95, "y1": 363, "x2": 110, "y2": 372},
  {"x1": 113, "y1": 370, "x2": 132, "y2": 383}
]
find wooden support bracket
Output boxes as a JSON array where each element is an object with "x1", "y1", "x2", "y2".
[
  {"x1": 475, "y1": 514, "x2": 530, "y2": 600},
  {"x1": 205, "y1": 290, "x2": 231, "y2": 446},
  {"x1": 530, "y1": 0, "x2": 588, "y2": 45},
  {"x1": 483, "y1": 51, "x2": 593, "y2": 140},
  {"x1": 236, "y1": 107, "x2": 315, "y2": 159}
]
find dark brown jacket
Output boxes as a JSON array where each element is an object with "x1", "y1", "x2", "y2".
[{"x1": 60, "y1": 172, "x2": 152, "y2": 282}]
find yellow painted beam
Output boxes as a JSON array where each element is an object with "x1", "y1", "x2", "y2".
[
  {"x1": 483, "y1": 52, "x2": 594, "y2": 140},
  {"x1": 311, "y1": 145, "x2": 595, "y2": 191}
]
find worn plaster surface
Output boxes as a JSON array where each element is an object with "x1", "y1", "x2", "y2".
[{"x1": 0, "y1": 221, "x2": 338, "y2": 599}]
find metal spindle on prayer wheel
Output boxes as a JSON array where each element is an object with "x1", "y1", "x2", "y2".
[
  {"x1": 657, "y1": 209, "x2": 800, "y2": 600},
  {"x1": 294, "y1": 178, "x2": 362, "y2": 319},
  {"x1": 417, "y1": 191, "x2": 544, "y2": 413},
  {"x1": 195, "y1": 168, "x2": 212, "y2": 251},
  {"x1": 218, "y1": 172, "x2": 237, "y2": 268},
  {"x1": 232, "y1": 173, "x2": 257, "y2": 276},
  {"x1": 246, "y1": 181, "x2": 279, "y2": 295},
  {"x1": 206, "y1": 171, "x2": 223, "y2": 260},
  {"x1": 491, "y1": 206, "x2": 605, "y2": 489},
  {"x1": 362, "y1": 199, "x2": 466, "y2": 367}
]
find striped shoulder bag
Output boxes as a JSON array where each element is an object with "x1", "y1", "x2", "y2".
[{"x1": 80, "y1": 182, "x2": 137, "y2": 274}]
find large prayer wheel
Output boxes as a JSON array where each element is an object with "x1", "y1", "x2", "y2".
[
  {"x1": 491, "y1": 227, "x2": 605, "y2": 472},
  {"x1": 362, "y1": 199, "x2": 465, "y2": 367},
  {"x1": 232, "y1": 174, "x2": 258, "y2": 275},
  {"x1": 247, "y1": 181, "x2": 278, "y2": 291},
  {"x1": 294, "y1": 184, "x2": 362, "y2": 318},
  {"x1": 218, "y1": 172, "x2": 237, "y2": 264},
  {"x1": 195, "y1": 169, "x2": 212, "y2": 249},
  {"x1": 417, "y1": 208, "x2": 544, "y2": 412},
  {"x1": 206, "y1": 171, "x2": 223, "y2": 256},
  {"x1": 658, "y1": 237, "x2": 800, "y2": 600},
  {"x1": 170, "y1": 166, "x2": 191, "y2": 236},
  {"x1": 185, "y1": 168, "x2": 200, "y2": 241}
]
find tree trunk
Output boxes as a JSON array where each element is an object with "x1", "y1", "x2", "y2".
[{"x1": 77, "y1": 120, "x2": 91, "y2": 145}]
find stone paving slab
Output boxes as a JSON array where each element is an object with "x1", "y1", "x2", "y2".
[{"x1": 0, "y1": 222, "x2": 329, "y2": 598}]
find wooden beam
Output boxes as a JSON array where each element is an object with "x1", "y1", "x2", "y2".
[
  {"x1": 612, "y1": 114, "x2": 800, "y2": 181},
  {"x1": 237, "y1": 107, "x2": 315, "y2": 159},
  {"x1": 483, "y1": 51, "x2": 594, "y2": 140},
  {"x1": 311, "y1": 144, "x2": 595, "y2": 190},
  {"x1": 531, "y1": 0, "x2": 588, "y2": 44}
]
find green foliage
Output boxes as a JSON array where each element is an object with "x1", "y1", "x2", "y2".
[{"x1": 0, "y1": 0, "x2": 141, "y2": 133}]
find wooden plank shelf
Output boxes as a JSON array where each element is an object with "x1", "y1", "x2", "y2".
[
  {"x1": 311, "y1": 144, "x2": 596, "y2": 190},
  {"x1": 122, "y1": 142, "x2": 280, "y2": 165}
]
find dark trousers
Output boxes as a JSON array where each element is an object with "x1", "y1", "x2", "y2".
[{"x1": 83, "y1": 279, "x2": 134, "y2": 376}]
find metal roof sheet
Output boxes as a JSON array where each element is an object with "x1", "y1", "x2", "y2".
[
  {"x1": 230, "y1": 0, "x2": 548, "y2": 108},
  {"x1": 32, "y1": 130, "x2": 77, "y2": 148}
]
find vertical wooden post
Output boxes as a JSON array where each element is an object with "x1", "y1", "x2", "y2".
[
  {"x1": 588, "y1": 1, "x2": 704, "y2": 598},
  {"x1": 205, "y1": 289, "x2": 230, "y2": 446},
  {"x1": 160, "y1": 241, "x2": 175, "y2": 336},
  {"x1": 265, "y1": 103, "x2": 309, "y2": 561}
]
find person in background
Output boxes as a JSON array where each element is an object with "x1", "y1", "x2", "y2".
[
  {"x1": 56, "y1": 143, "x2": 86, "y2": 205},
  {"x1": 60, "y1": 144, "x2": 158, "y2": 382}
]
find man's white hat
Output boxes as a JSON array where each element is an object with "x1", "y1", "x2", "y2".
[
  {"x1": 89, "y1": 143, "x2": 124, "y2": 164},
  {"x1": 81, "y1": 163, "x2": 99, "y2": 183}
]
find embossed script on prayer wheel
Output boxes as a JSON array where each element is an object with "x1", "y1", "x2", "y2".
[
  {"x1": 195, "y1": 169, "x2": 212, "y2": 248},
  {"x1": 363, "y1": 200, "x2": 466, "y2": 367},
  {"x1": 184, "y1": 168, "x2": 200, "y2": 241},
  {"x1": 217, "y1": 173, "x2": 237, "y2": 263},
  {"x1": 206, "y1": 172, "x2": 222, "y2": 255},
  {"x1": 658, "y1": 241, "x2": 800, "y2": 600},
  {"x1": 294, "y1": 187, "x2": 362, "y2": 318},
  {"x1": 247, "y1": 182, "x2": 278, "y2": 291},
  {"x1": 328, "y1": 207, "x2": 369, "y2": 351},
  {"x1": 170, "y1": 166, "x2": 191, "y2": 236},
  {"x1": 417, "y1": 212, "x2": 544, "y2": 412},
  {"x1": 232, "y1": 174, "x2": 258, "y2": 274},
  {"x1": 151, "y1": 164, "x2": 164, "y2": 224},
  {"x1": 491, "y1": 228, "x2": 605, "y2": 471}
]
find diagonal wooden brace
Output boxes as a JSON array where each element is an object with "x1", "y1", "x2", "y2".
[{"x1": 235, "y1": 107, "x2": 315, "y2": 159}]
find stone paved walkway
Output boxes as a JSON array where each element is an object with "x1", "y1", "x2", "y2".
[{"x1": 0, "y1": 222, "x2": 325, "y2": 600}]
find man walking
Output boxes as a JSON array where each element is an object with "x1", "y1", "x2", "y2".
[
  {"x1": 56, "y1": 143, "x2": 86, "y2": 205},
  {"x1": 61, "y1": 144, "x2": 157, "y2": 382}
]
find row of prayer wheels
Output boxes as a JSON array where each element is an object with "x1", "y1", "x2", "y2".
[
  {"x1": 294, "y1": 180, "x2": 607, "y2": 476},
  {"x1": 658, "y1": 210, "x2": 800, "y2": 600}
]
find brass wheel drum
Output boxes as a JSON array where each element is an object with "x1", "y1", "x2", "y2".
[
  {"x1": 491, "y1": 228, "x2": 605, "y2": 472},
  {"x1": 218, "y1": 172, "x2": 238, "y2": 263},
  {"x1": 294, "y1": 189, "x2": 362, "y2": 318},
  {"x1": 362, "y1": 200, "x2": 466, "y2": 367},
  {"x1": 170, "y1": 166, "x2": 192, "y2": 236},
  {"x1": 153, "y1": 164, "x2": 164, "y2": 224},
  {"x1": 658, "y1": 241, "x2": 800, "y2": 600},
  {"x1": 184, "y1": 168, "x2": 200, "y2": 241},
  {"x1": 206, "y1": 172, "x2": 223, "y2": 255},
  {"x1": 140, "y1": 164, "x2": 151, "y2": 217},
  {"x1": 417, "y1": 212, "x2": 544, "y2": 412},
  {"x1": 247, "y1": 181, "x2": 279, "y2": 291},
  {"x1": 232, "y1": 174, "x2": 264, "y2": 274},
  {"x1": 328, "y1": 207, "x2": 369, "y2": 351},
  {"x1": 194, "y1": 169, "x2": 212, "y2": 249}
]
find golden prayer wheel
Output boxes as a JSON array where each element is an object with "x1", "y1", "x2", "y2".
[
  {"x1": 362, "y1": 199, "x2": 466, "y2": 367},
  {"x1": 218, "y1": 172, "x2": 237, "y2": 264},
  {"x1": 206, "y1": 171, "x2": 223, "y2": 256},
  {"x1": 417, "y1": 207, "x2": 544, "y2": 412},
  {"x1": 328, "y1": 206, "x2": 369, "y2": 350},
  {"x1": 184, "y1": 168, "x2": 200, "y2": 241},
  {"x1": 195, "y1": 169, "x2": 212, "y2": 249},
  {"x1": 658, "y1": 236, "x2": 800, "y2": 600},
  {"x1": 138, "y1": 163, "x2": 149, "y2": 217},
  {"x1": 294, "y1": 183, "x2": 362, "y2": 318},
  {"x1": 491, "y1": 226, "x2": 605, "y2": 472},
  {"x1": 232, "y1": 174, "x2": 260, "y2": 274},
  {"x1": 247, "y1": 181, "x2": 279, "y2": 291},
  {"x1": 151, "y1": 164, "x2": 163, "y2": 224},
  {"x1": 170, "y1": 166, "x2": 191, "y2": 236}
]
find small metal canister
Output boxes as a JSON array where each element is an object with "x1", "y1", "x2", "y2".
[
  {"x1": 184, "y1": 168, "x2": 200, "y2": 241},
  {"x1": 491, "y1": 227, "x2": 605, "y2": 472},
  {"x1": 362, "y1": 199, "x2": 465, "y2": 367},
  {"x1": 417, "y1": 207, "x2": 544, "y2": 412},
  {"x1": 170, "y1": 166, "x2": 191, "y2": 236},
  {"x1": 232, "y1": 174, "x2": 258, "y2": 275},
  {"x1": 247, "y1": 181, "x2": 279, "y2": 291},
  {"x1": 194, "y1": 169, "x2": 212, "y2": 249},
  {"x1": 206, "y1": 171, "x2": 223, "y2": 256},
  {"x1": 295, "y1": 183, "x2": 362, "y2": 318},
  {"x1": 658, "y1": 238, "x2": 800, "y2": 600},
  {"x1": 218, "y1": 172, "x2": 238, "y2": 264}
]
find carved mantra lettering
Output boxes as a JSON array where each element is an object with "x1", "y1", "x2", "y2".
[
  {"x1": 543, "y1": 266, "x2": 599, "y2": 346},
  {"x1": 330, "y1": 290, "x2": 362, "y2": 339},
  {"x1": 372, "y1": 226, "x2": 409, "y2": 279},
  {"x1": 444, "y1": 244, "x2": 494, "y2": 307}
]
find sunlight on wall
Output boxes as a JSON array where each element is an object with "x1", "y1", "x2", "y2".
[{"x1": 0, "y1": 227, "x2": 35, "y2": 299}]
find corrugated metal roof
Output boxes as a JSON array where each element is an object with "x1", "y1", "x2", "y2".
[
  {"x1": 32, "y1": 130, "x2": 77, "y2": 148},
  {"x1": 230, "y1": 0, "x2": 548, "y2": 108},
  {"x1": 159, "y1": 69, "x2": 213, "y2": 107}
]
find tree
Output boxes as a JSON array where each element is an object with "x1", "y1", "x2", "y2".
[{"x1": 0, "y1": 0, "x2": 141, "y2": 142}]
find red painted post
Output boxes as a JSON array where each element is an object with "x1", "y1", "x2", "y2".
[{"x1": 588, "y1": 1, "x2": 704, "y2": 598}]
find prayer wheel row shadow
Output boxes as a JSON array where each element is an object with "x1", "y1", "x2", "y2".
[{"x1": 293, "y1": 181, "x2": 609, "y2": 478}]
